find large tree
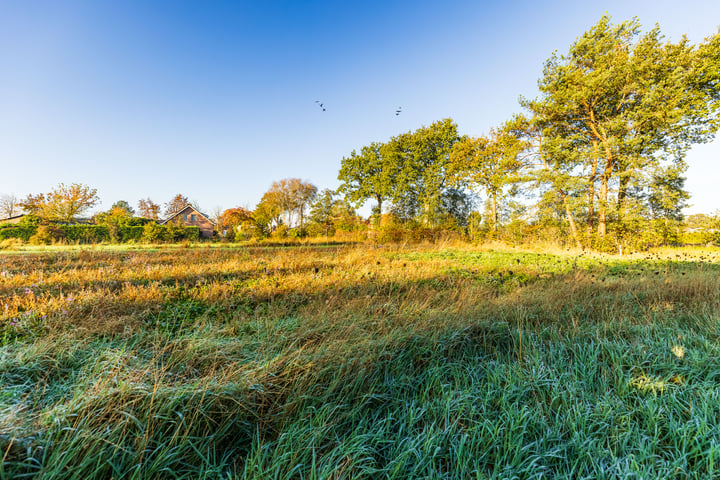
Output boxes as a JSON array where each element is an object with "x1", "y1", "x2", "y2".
[
  {"x1": 389, "y1": 118, "x2": 462, "y2": 226},
  {"x1": 137, "y1": 198, "x2": 161, "y2": 220},
  {"x1": 0, "y1": 193, "x2": 18, "y2": 219},
  {"x1": 448, "y1": 123, "x2": 525, "y2": 233},
  {"x1": 523, "y1": 15, "x2": 720, "y2": 241},
  {"x1": 338, "y1": 118, "x2": 462, "y2": 226},
  {"x1": 255, "y1": 179, "x2": 317, "y2": 230},
  {"x1": 19, "y1": 183, "x2": 99, "y2": 223},
  {"x1": 338, "y1": 142, "x2": 396, "y2": 223},
  {"x1": 164, "y1": 194, "x2": 190, "y2": 218}
]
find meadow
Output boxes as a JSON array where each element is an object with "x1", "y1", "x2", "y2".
[{"x1": 1, "y1": 242, "x2": 720, "y2": 479}]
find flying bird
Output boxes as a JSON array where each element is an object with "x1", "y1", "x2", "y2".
[
  {"x1": 315, "y1": 100, "x2": 326, "y2": 111},
  {"x1": 395, "y1": 106, "x2": 402, "y2": 116}
]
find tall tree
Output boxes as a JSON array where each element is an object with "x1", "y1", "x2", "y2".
[
  {"x1": 19, "y1": 183, "x2": 99, "y2": 223},
  {"x1": 137, "y1": 198, "x2": 161, "y2": 220},
  {"x1": 164, "y1": 194, "x2": 190, "y2": 218},
  {"x1": 260, "y1": 179, "x2": 317, "y2": 228},
  {"x1": 110, "y1": 200, "x2": 135, "y2": 216},
  {"x1": 338, "y1": 142, "x2": 396, "y2": 224},
  {"x1": 390, "y1": 118, "x2": 462, "y2": 226},
  {"x1": 524, "y1": 15, "x2": 720, "y2": 241},
  {"x1": 448, "y1": 123, "x2": 525, "y2": 233},
  {"x1": 0, "y1": 193, "x2": 18, "y2": 219}
]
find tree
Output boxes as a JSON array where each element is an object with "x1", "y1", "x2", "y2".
[
  {"x1": 94, "y1": 205, "x2": 134, "y2": 227},
  {"x1": 523, "y1": 15, "x2": 720, "y2": 242},
  {"x1": 0, "y1": 193, "x2": 18, "y2": 219},
  {"x1": 219, "y1": 207, "x2": 254, "y2": 233},
  {"x1": 309, "y1": 189, "x2": 338, "y2": 227},
  {"x1": 338, "y1": 118, "x2": 462, "y2": 227},
  {"x1": 338, "y1": 142, "x2": 397, "y2": 224},
  {"x1": 137, "y1": 198, "x2": 161, "y2": 220},
  {"x1": 389, "y1": 118, "x2": 462, "y2": 226},
  {"x1": 18, "y1": 193, "x2": 47, "y2": 216},
  {"x1": 164, "y1": 194, "x2": 190, "y2": 218},
  {"x1": 448, "y1": 124, "x2": 524, "y2": 233},
  {"x1": 258, "y1": 179, "x2": 317, "y2": 229},
  {"x1": 19, "y1": 183, "x2": 99, "y2": 223},
  {"x1": 110, "y1": 200, "x2": 135, "y2": 216}
]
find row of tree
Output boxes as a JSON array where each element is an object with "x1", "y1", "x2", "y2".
[{"x1": 337, "y1": 15, "x2": 720, "y2": 249}]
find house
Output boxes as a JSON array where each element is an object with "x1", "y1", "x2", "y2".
[
  {"x1": 0, "y1": 214, "x2": 26, "y2": 225},
  {"x1": 162, "y1": 205, "x2": 215, "y2": 238}
]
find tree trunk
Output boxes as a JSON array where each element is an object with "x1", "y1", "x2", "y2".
[
  {"x1": 560, "y1": 189, "x2": 583, "y2": 250},
  {"x1": 375, "y1": 196, "x2": 383, "y2": 226},
  {"x1": 617, "y1": 171, "x2": 629, "y2": 221},
  {"x1": 491, "y1": 194, "x2": 498, "y2": 233},
  {"x1": 598, "y1": 151, "x2": 614, "y2": 239},
  {"x1": 598, "y1": 175, "x2": 608, "y2": 239},
  {"x1": 587, "y1": 140, "x2": 598, "y2": 238}
]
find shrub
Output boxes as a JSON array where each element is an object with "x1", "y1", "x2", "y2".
[
  {"x1": 0, "y1": 238, "x2": 23, "y2": 250},
  {"x1": 142, "y1": 223, "x2": 165, "y2": 243},
  {"x1": 60, "y1": 225, "x2": 110, "y2": 243},
  {"x1": 29, "y1": 225, "x2": 65, "y2": 245},
  {"x1": 0, "y1": 226, "x2": 36, "y2": 241},
  {"x1": 272, "y1": 225, "x2": 289, "y2": 240}
]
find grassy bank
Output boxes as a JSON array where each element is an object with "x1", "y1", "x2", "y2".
[{"x1": 1, "y1": 245, "x2": 719, "y2": 478}]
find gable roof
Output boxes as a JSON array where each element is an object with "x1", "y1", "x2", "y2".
[
  {"x1": 161, "y1": 204, "x2": 215, "y2": 225},
  {"x1": 0, "y1": 214, "x2": 26, "y2": 222}
]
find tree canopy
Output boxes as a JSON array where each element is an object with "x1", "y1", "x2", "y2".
[{"x1": 19, "y1": 183, "x2": 99, "y2": 223}]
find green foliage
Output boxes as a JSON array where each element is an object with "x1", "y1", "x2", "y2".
[
  {"x1": 338, "y1": 119, "x2": 463, "y2": 227},
  {"x1": 29, "y1": 225, "x2": 66, "y2": 245},
  {"x1": 142, "y1": 222, "x2": 165, "y2": 243},
  {"x1": 522, "y1": 15, "x2": 720, "y2": 245},
  {"x1": 140, "y1": 222, "x2": 199, "y2": 243},
  {"x1": 0, "y1": 226, "x2": 36, "y2": 241},
  {"x1": 18, "y1": 214, "x2": 41, "y2": 227}
]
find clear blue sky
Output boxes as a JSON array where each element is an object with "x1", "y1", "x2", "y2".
[{"x1": 1, "y1": 0, "x2": 718, "y2": 217}]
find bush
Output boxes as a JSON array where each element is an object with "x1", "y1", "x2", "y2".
[
  {"x1": 0, "y1": 226, "x2": 36, "y2": 241},
  {"x1": 29, "y1": 225, "x2": 66, "y2": 245},
  {"x1": 142, "y1": 223, "x2": 165, "y2": 243},
  {"x1": 0, "y1": 238, "x2": 23, "y2": 250},
  {"x1": 119, "y1": 226, "x2": 145, "y2": 243},
  {"x1": 272, "y1": 225, "x2": 289, "y2": 240},
  {"x1": 60, "y1": 225, "x2": 110, "y2": 244},
  {"x1": 141, "y1": 223, "x2": 201, "y2": 244}
]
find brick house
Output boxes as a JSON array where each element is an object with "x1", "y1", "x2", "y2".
[{"x1": 162, "y1": 205, "x2": 215, "y2": 238}]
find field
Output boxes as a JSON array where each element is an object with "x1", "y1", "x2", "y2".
[{"x1": 1, "y1": 243, "x2": 720, "y2": 479}]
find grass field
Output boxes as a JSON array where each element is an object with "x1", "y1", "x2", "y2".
[{"x1": 1, "y1": 243, "x2": 719, "y2": 479}]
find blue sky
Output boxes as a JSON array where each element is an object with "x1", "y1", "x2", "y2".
[{"x1": 1, "y1": 0, "x2": 718, "y2": 217}]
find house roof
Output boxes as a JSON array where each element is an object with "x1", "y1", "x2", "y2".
[
  {"x1": 0, "y1": 213, "x2": 26, "y2": 222},
  {"x1": 161, "y1": 204, "x2": 215, "y2": 225}
]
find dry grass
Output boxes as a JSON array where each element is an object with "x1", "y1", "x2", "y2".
[{"x1": 1, "y1": 243, "x2": 720, "y2": 478}]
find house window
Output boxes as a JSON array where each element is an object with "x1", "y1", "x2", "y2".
[
  {"x1": 182, "y1": 214, "x2": 188, "y2": 221},
  {"x1": 190, "y1": 214, "x2": 197, "y2": 222}
]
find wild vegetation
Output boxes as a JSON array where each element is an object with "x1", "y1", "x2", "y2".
[{"x1": 1, "y1": 243, "x2": 719, "y2": 478}]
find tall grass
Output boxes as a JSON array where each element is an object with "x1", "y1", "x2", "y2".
[{"x1": 1, "y1": 244, "x2": 719, "y2": 478}]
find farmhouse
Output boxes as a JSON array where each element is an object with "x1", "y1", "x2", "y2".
[{"x1": 162, "y1": 205, "x2": 215, "y2": 238}]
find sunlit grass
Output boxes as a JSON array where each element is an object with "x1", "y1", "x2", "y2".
[{"x1": 1, "y1": 243, "x2": 719, "y2": 478}]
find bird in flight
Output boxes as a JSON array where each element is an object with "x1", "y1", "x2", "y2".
[
  {"x1": 315, "y1": 100, "x2": 326, "y2": 111},
  {"x1": 395, "y1": 106, "x2": 402, "y2": 116}
]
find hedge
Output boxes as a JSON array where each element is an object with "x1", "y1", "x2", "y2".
[
  {"x1": 0, "y1": 224, "x2": 203, "y2": 244},
  {"x1": 0, "y1": 226, "x2": 36, "y2": 241}
]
